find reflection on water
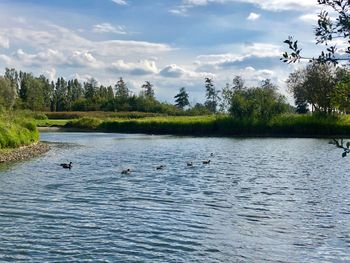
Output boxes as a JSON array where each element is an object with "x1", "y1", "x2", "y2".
[{"x1": 0, "y1": 132, "x2": 349, "y2": 262}]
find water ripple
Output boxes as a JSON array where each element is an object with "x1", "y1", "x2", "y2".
[{"x1": 0, "y1": 133, "x2": 349, "y2": 262}]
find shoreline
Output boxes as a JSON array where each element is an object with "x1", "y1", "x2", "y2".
[{"x1": 0, "y1": 142, "x2": 50, "y2": 164}]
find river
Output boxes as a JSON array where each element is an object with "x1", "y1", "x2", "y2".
[{"x1": 0, "y1": 132, "x2": 349, "y2": 262}]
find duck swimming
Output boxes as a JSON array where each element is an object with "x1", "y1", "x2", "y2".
[
  {"x1": 202, "y1": 160, "x2": 211, "y2": 164},
  {"x1": 60, "y1": 162, "x2": 72, "y2": 169},
  {"x1": 156, "y1": 165, "x2": 166, "y2": 170},
  {"x1": 187, "y1": 162, "x2": 193, "y2": 167},
  {"x1": 121, "y1": 168, "x2": 131, "y2": 174}
]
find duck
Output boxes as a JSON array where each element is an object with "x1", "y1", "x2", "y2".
[
  {"x1": 210, "y1": 153, "x2": 214, "y2": 157},
  {"x1": 60, "y1": 162, "x2": 72, "y2": 169},
  {"x1": 187, "y1": 162, "x2": 193, "y2": 167},
  {"x1": 156, "y1": 165, "x2": 166, "y2": 170},
  {"x1": 121, "y1": 168, "x2": 131, "y2": 175},
  {"x1": 202, "y1": 160, "x2": 211, "y2": 164}
]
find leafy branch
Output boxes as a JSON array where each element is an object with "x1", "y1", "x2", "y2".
[{"x1": 281, "y1": 0, "x2": 350, "y2": 65}]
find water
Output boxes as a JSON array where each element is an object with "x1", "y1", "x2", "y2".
[{"x1": 0, "y1": 132, "x2": 349, "y2": 262}]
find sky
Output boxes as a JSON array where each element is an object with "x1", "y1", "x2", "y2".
[{"x1": 0, "y1": 0, "x2": 333, "y2": 104}]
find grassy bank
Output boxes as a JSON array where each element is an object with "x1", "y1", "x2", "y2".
[
  {"x1": 52, "y1": 113, "x2": 350, "y2": 137},
  {"x1": 0, "y1": 111, "x2": 39, "y2": 149}
]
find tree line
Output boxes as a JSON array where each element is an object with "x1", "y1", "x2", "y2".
[{"x1": 1, "y1": 65, "x2": 350, "y2": 119}]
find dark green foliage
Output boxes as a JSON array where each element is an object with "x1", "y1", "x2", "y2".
[
  {"x1": 174, "y1": 87, "x2": 190, "y2": 109},
  {"x1": 229, "y1": 79, "x2": 289, "y2": 120},
  {"x1": 141, "y1": 81, "x2": 155, "y2": 99},
  {"x1": 288, "y1": 63, "x2": 350, "y2": 114},
  {"x1": 66, "y1": 117, "x2": 102, "y2": 129},
  {"x1": 63, "y1": 113, "x2": 350, "y2": 137},
  {"x1": 204, "y1": 77, "x2": 220, "y2": 113},
  {"x1": 0, "y1": 77, "x2": 16, "y2": 110}
]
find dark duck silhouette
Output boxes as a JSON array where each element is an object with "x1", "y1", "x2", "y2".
[
  {"x1": 187, "y1": 162, "x2": 193, "y2": 167},
  {"x1": 156, "y1": 165, "x2": 166, "y2": 170},
  {"x1": 121, "y1": 168, "x2": 131, "y2": 175},
  {"x1": 202, "y1": 160, "x2": 211, "y2": 164},
  {"x1": 60, "y1": 162, "x2": 72, "y2": 169}
]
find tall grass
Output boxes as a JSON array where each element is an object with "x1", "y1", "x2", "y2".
[
  {"x1": 64, "y1": 113, "x2": 350, "y2": 137},
  {"x1": 0, "y1": 111, "x2": 39, "y2": 149},
  {"x1": 44, "y1": 111, "x2": 163, "y2": 120}
]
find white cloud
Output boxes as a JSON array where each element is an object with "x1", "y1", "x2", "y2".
[
  {"x1": 0, "y1": 54, "x2": 12, "y2": 65},
  {"x1": 3, "y1": 24, "x2": 172, "y2": 59},
  {"x1": 169, "y1": 6, "x2": 189, "y2": 16},
  {"x1": 247, "y1": 12, "x2": 260, "y2": 21},
  {"x1": 111, "y1": 0, "x2": 128, "y2": 5},
  {"x1": 11, "y1": 48, "x2": 105, "y2": 69},
  {"x1": 243, "y1": 43, "x2": 281, "y2": 57},
  {"x1": 109, "y1": 59, "x2": 159, "y2": 75},
  {"x1": 299, "y1": 13, "x2": 319, "y2": 23},
  {"x1": 43, "y1": 67, "x2": 56, "y2": 81},
  {"x1": 160, "y1": 64, "x2": 213, "y2": 79},
  {"x1": 13, "y1": 48, "x2": 64, "y2": 67},
  {"x1": 93, "y1": 23, "x2": 127, "y2": 34},
  {"x1": 176, "y1": 0, "x2": 318, "y2": 11},
  {"x1": 67, "y1": 51, "x2": 103, "y2": 68},
  {"x1": 0, "y1": 34, "x2": 10, "y2": 48},
  {"x1": 241, "y1": 0, "x2": 317, "y2": 11}
]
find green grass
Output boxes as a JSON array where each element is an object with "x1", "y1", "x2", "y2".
[
  {"x1": 0, "y1": 111, "x2": 39, "y2": 149},
  {"x1": 44, "y1": 111, "x2": 163, "y2": 120},
  {"x1": 59, "y1": 113, "x2": 350, "y2": 137},
  {"x1": 34, "y1": 110, "x2": 350, "y2": 137},
  {"x1": 36, "y1": 119, "x2": 71, "y2": 127}
]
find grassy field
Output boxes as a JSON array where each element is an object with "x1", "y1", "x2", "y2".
[
  {"x1": 34, "y1": 111, "x2": 350, "y2": 137},
  {"x1": 0, "y1": 111, "x2": 39, "y2": 149}
]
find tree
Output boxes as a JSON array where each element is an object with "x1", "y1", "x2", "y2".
[
  {"x1": 114, "y1": 77, "x2": 128, "y2": 100},
  {"x1": 141, "y1": 81, "x2": 155, "y2": 99},
  {"x1": 229, "y1": 79, "x2": 289, "y2": 120},
  {"x1": 331, "y1": 67, "x2": 350, "y2": 113},
  {"x1": 174, "y1": 87, "x2": 190, "y2": 109},
  {"x1": 0, "y1": 77, "x2": 15, "y2": 110},
  {"x1": 4, "y1": 68, "x2": 19, "y2": 97},
  {"x1": 287, "y1": 62, "x2": 337, "y2": 114},
  {"x1": 84, "y1": 78, "x2": 98, "y2": 101},
  {"x1": 220, "y1": 76, "x2": 245, "y2": 112},
  {"x1": 282, "y1": 0, "x2": 350, "y2": 64},
  {"x1": 204, "y1": 77, "x2": 220, "y2": 113}
]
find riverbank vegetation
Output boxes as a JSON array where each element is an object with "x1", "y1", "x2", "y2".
[
  {"x1": 0, "y1": 111, "x2": 39, "y2": 149},
  {"x1": 34, "y1": 113, "x2": 350, "y2": 137}
]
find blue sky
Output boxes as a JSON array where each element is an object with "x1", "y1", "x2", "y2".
[{"x1": 0, "y1": 0, "x2": 333, "y2": 103}]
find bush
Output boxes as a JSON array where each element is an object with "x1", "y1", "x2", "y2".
[
  {"x1": 65, "y1": 117, "x2": 102, "y2": 129},
  {"x1": 0, "y1": 112, "x2": 39, "y2": 149}
]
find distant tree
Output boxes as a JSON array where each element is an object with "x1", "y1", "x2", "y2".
[
  {"x1": 287, "y1": 63, "x2": 337, "y2": 114},
  {"x1": 295, "y1": 98, "x2": 309, "y2": 114},
  {"x1": 282, "y1": 0, "x2": 350, "y2": 65},
  {"x1": 84, "y1": 78, "x2": 98, "y2": 101},
  {"x1": 220, "y1": 76, "x2": 245, "y2": 112},
  {"x1": 114, "y1": 77, "x2": 129, "y2": 100},
  {"x1": 174, "y1": 87, "x2": 190, "y2": 109},
  {"x1": 4, "y1": 68, "x2": 19, "y2": 97},
  {"x1": 70, "y1": 79, "x2": 84, "y2": 102},
  {"x1": 55, "y1": 77, "x2": 69, "y2": 111},
  {"x1": 331, "y1": 67, "x2": 350, "y2": 113},
  {"x1": 141, "y1": 81, "x2": 155, "y2": 99},
  {"x1": 38, "y1": 75, "x2": 54, "y2": 111},
  {"x1": 204, "y1": 77, "x2": 220, "y2": 113},
  {"x1": 0, "y1": 76, "x2": 15, "y2": 110},
  {"x1": 230, "y1": 79, "x2": 288, "y2": 120}
]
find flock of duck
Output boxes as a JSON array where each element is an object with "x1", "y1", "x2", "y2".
[{"x1": 59, "y1": 153, "x2": 214, "y2": 174}]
